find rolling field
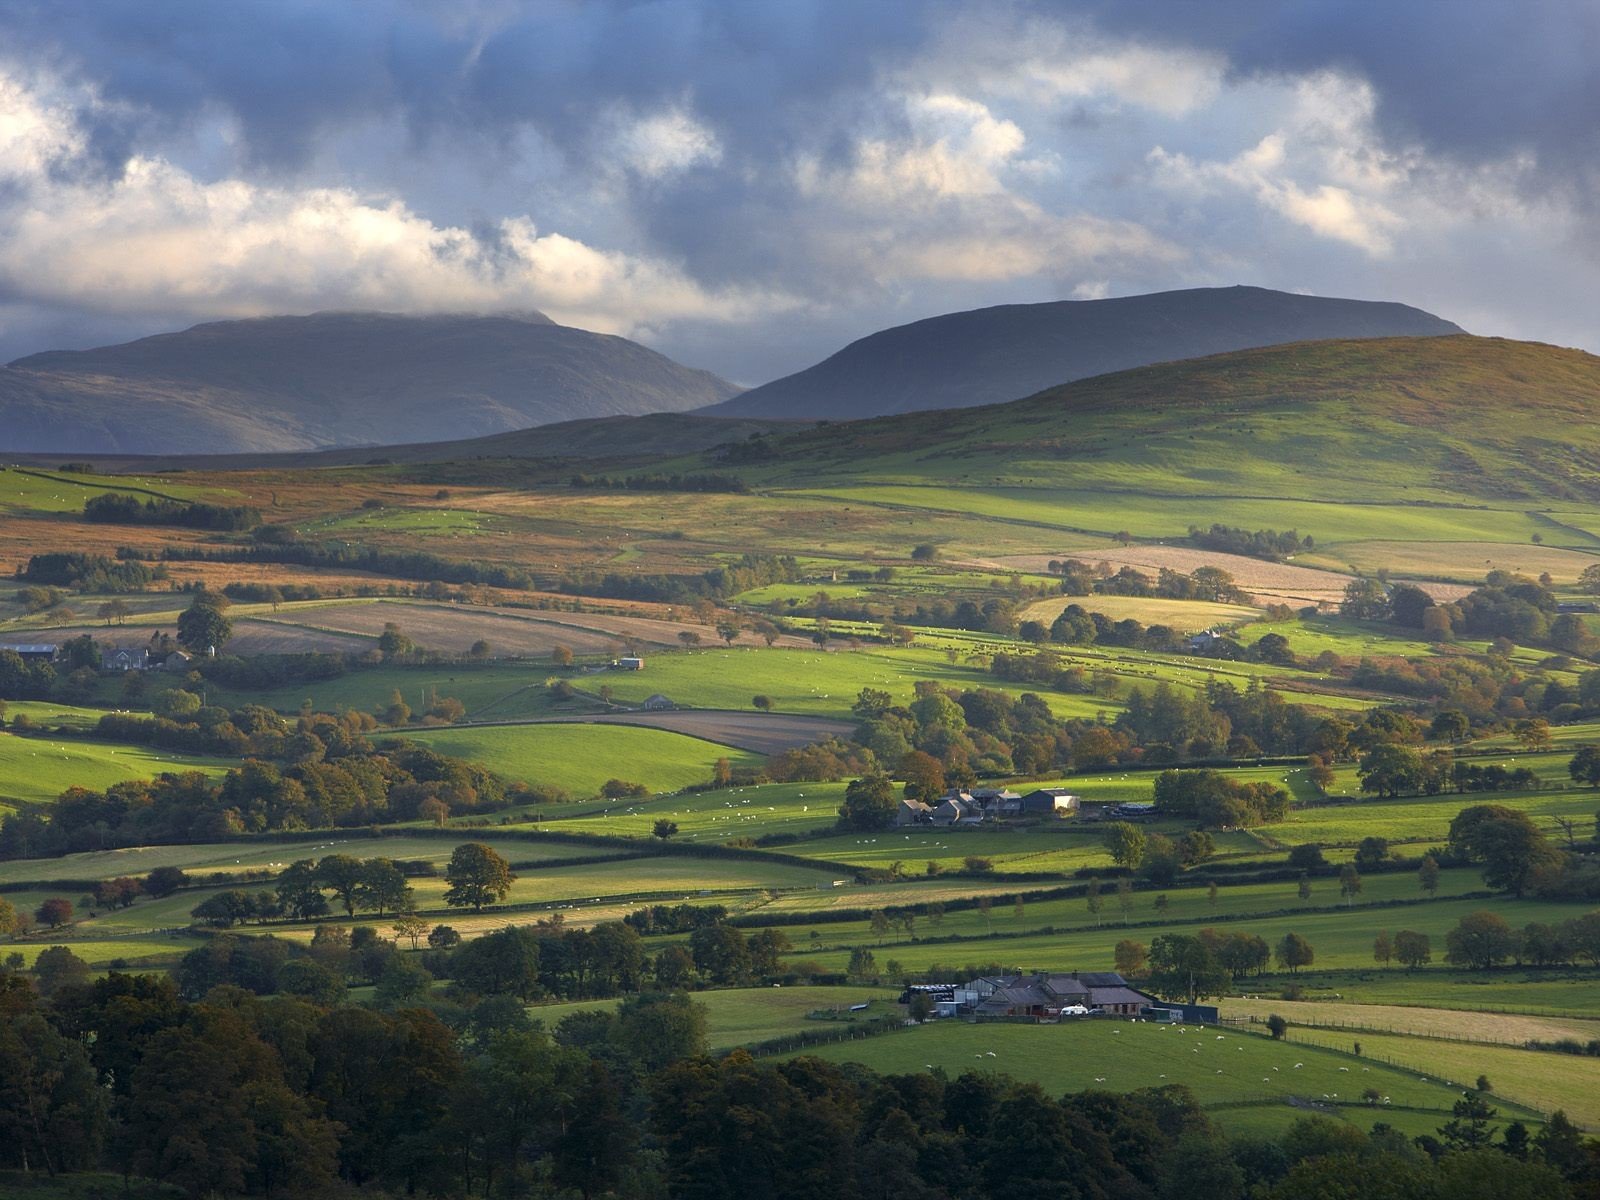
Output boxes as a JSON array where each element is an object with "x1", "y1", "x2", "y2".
[
  {"x1": 1280, "y1": 1026, "x2": 1600, "y2": 1129},
  {"x1": 0, "y1": 832, "x2": 620, "y2": 884},
  {"x1": 1221, "y1": 997, "x2": 1600, "y2": 1048},
  {"x1": 527, "y1": 985, "x2": 900, "y2": 1049},
  {"x1": 1019, "y1": 594, "x2": 1259, "y2": 631},
  {"x1": 781, "y1": 894, "x2": 1600, "y2": 976},
  {"x1": 788, "y1": 1020, "x2": 1517, "y2": 1128},
  {"x1": 402, "y1": 722, "x2": 762, "y2": 796},
  {"x1": 533, "y1": 779, "x2": 849, "y2": 841},
  {"x1": 1311, "y1": 540, "x2": 1600, "y2": 584},
  {"x1": 0, "y1": 732, "x2": 234, "y2": 809},
  {"x1": 0, "y1": 465, "x2": 223, "y2": 512}
]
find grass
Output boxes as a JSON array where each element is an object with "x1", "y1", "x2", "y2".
[
  {"x1": 0, "y1": 731, "x2": 234, "y2": 810},
  {"x1": 532, "y1": 780, "x2": 849, "y2": 841},
  {"x1": 1220, "y1": 997, "x2": 1600, "y2": 1048},
  {"x1": 401, "y1": 723, "x2": 763, "y2": 796},
  {"x1": 0, "y1": 465, "x2": 222, "y2": 513},
  {"x1": 527, "y1": 984, "x2": 900, "y2": 1049},
  {"x1": 787, "y1": 1020, "x2": 1513, "y2": 1129},
  {"x1": 1019, "y1": 594, "x2": 1259, "y2": 632},
  {"x1": 1280, "y1": 1026, "x2": 1600, "y2": 1129}
]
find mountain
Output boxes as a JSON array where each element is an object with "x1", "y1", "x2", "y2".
[
  {"x1": 718, "y1": 335, "x2": 1600, "y2": 506},
  {"x1": 701, "y1": 285, "x2": 1464, "y2": 420},
  {"x1": 0, "y1": 312, "x2": 741, "y2": 455},
  {"x1": 6, "y1": 411, "x2": 800, "y2": 473}
]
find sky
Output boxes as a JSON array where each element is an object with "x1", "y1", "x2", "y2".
[{"x1": 0, "y1": 0, "x2": 1594, "y2": 384}]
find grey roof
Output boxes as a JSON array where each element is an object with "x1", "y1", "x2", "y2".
[
  {"x1": 0, "y1": 643, "x2": 58, "y2": 653},
  {"x1": 1087, "y1": 986, "x2": 1153, "y2": 1007},
  {"x1": 1076, "y1": 972, "x2": 1128, "y2": 988}
]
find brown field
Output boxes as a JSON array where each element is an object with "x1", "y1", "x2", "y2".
[
  {"x1": 1019, "y1": 593, "x2": 1258, "y2": 631},
  {"x1": 265, "y1": 599, "x2": 816, "y2": 655},
  {"x1": 977, "y1": 546, "x2": 1353, "y2": 605},
  {"x1": 522, "y1": 709, "x2": 857, "y2": 754},
  {"x1": 1303, "y1": 540, "x2": 1600, "y2": 585}
]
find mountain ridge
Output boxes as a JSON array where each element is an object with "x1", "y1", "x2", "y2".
[
  {"x1": 701, "y1": 285, "x2": 1464, "y2": 420},
  {"x1": 0, "y1": 311, "x2": 741, "y2": 455}
]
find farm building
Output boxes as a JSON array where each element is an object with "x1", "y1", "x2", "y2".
[
  {"x1": 940, "y1": 971, "x2": 1192, "y2": 1023},
  {"x1": 641, "y1": 693, "x2": 676, "y2": 711},
  {"x1": 160, "y1": 649, "x2": 194, "y2": 672},
  {"x1": 930, "y1": 793, "x2": 983, "y2": 826},
  {"x1": 614, "y1": 656, "x2": 645, "y2": 670},
  {"x1": 100, "y1": 647, "x2": 149, "y2": 671},
  {"x1": 1186, "y1": 629, "x2": 1224, "y2": 652},
  {"x1": 0, "y1": 642, "x2": 59, "y2": 661},
  {"x1": 1018, "y1": 788, "x2": 1079, "y2": 816},
  {"x1": 896, "y1": 797, "x2": 934, "y2": 826}
]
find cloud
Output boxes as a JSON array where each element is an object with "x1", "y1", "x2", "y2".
[{"x1": 0, "y1": 68, "x2": 791, "y2": 343}]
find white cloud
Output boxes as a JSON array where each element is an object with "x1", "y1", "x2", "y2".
[
  {"x1": 610, "y1": 105, "x2": 722, "y2": 179},
  {"x1": 0, "y1": 70, "x2": 786, "y2": 337}
]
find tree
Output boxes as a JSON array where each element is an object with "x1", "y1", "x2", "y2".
[
  {"x1": 1394, "y1": 929, "x2": 1432, "y2": 970},
  {"x1": 1430, "y1": 709, "x2": 1471, "y2": 742},
  {"x1": 1445, "y1": 910, "x2": 1519, "y2": 970},
  {"x1": 899, "y1": 750, "x2": 946, "y2": 801},
  {"x1": 1114, "y1": 939, "x2": 1147, "y2": 977},
  {"x1": 1103, "y1": 821, "x2": 1147, "y2": 869},
  {"x1": 35, "y1": 897, "x2": 73, "y2": 928},
  {"x1": 838, "y1": 773, "x2": 896, "y2": 831},
  {"x1": 1338, "y1": 863, "x2": 1363, "y2": 906},
  {"x1": 1147, "y1": 934, "x2": 1230, "y2": 1003},
  {"x1": 752, "y1": 694, "x2": 773, "y2": 711},
  {"x1": 1417, "y1": 854, "x2": 1441, "y2": 896},
  {"x1": 377, "y1": 622, "x2": 414, "y2": 658},
  {"x1": 551, "y1": 644, "x2": 574, "y2": 667},
  {"x1": 1448, "y1": 804, "x2": 1562, "y2": 896},
  {"x1": 392, "y1": 913, "x2": 429, "y2": 950},
  {"x1": 1358, "y1": 744, "x2": 1425, "y2": 797},
  {"x1": 1373, "y1": 930, "x2": 1393, "y2": 966},
  {"x1": 355, "y1": 858, "x2": 413, "y2": 915},
  {"x1": 428, "y1": 924, "x2": 461, "y2": 950},
  {"x1": 144, "y1": 865, "x2": 190, "y2": 898},
  {"x1": 176, "y1": 590, "x2": 233, "y2": 653},
  {"x1": 1266, "y1": 1013, "x2": 1288, "y2": 1040},
  {"x1": 1297, "y1": 874, "x2": 1313, "y2": 903},
  {"x1": 1439, "y1": 1093, "x2": 1499, "y2": 1152},
  {"x1": 1086, "y1": 877, "x2": 1103, "y2": 925},
  {"x1": 653, "y1": 819, "x2": 680, "y2": 840},
  {"x1": 315, "y1": 854, "x2": 366, "y2": 917},
  {"x1": 381, "y1": 688, "x2": 412, "y2": 726},
  {"x1": 1275, "y1": 932, "x2": 1314, "y2": 973},
  {"x1": 1568, "y1": 745, "x2": 1600, "y2": 787},
  {"x1": 1116, "y1": 877, "x2": 1134, "y2": 924},
  {"x1": 1354, "y1": 837, "x2": 1390, "y2": 869},
  {"x1": 32, "y1": 944, "x2": 91, "y2": 995},
  {"x1": 444, "y1": 842, "x2": 517, "y2": 911},
  {"x1": 846, "y1": 946, "x2": 877, "y2": 980}
]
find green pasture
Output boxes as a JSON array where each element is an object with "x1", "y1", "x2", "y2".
[
  {"x1": 787, "y1": 1021, "x2": 1497, "y2": 1127},
  {"x1": 781, "y1": 894, "x2": 1600, "y2": 976},
  {"x1": 0, "y1": 833, "x2": 616, "y2": 886},
  {"x1": 1282, "y1": 1026, "x2": 1600, "y2": 1129},
  {"x1": 303, "y1": 506, "x2": 504, "y2": 538},
  {"x1": 1267, "y1": 969, "x2": 1600, "y2": 1018},
  {"x1": 402, "y1": 723, "x2": 761, "y2": 797},
  {"x1": 756, "y1": 867, "x2": 1489, "y2": 953},
  {"x1": 527, "y1": 985, "x2": 899, "y2": 1050},
  {"x1": 1, "y1": 699, "x2": 131, "y2": 732},
  {"x1": 1260, "y1": 786, "x2": 1598, "y2": 847},
  {"x1": 0, "y1": 465, "x2": 223, "y2": 513},
  {"x1": 207, "y1": 661, "x2": 582, "y2": 720},
  {"x1": 794, "y1": 486, "x2": 1554, "y2": 548},
  {"x1": 0, "y1": 732, "x2": 233, "y2": 809},
  {"x1": 532, "y1": 780, "x2": 849, "y2": 842}
]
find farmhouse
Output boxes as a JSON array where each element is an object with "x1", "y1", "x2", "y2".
[
  {"x1": 935, "y1": 971, "x2": 1211, "y2": 1023},
  {"x1": 1186, "y1": 629, "x2": 1224, "y2": 652},
  {"x1": 930, "y1": 793, "x2": 983, "y2": 826},
  {"x1": 100, "y1": 647, "x2": 149, "y2": 672}
]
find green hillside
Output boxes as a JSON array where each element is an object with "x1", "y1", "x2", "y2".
[{"x1": 731, "y1": 336, "x2": 1600, "y2": 508}]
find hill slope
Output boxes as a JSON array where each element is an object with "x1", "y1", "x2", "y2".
[
  {"x1": 0, "y1": 312, "x2": 741, "y2": 455},
  {"x1": 704, "y1": 285, "x2": 1463, "y2": 420},
  {"x1": 725, "y1": 336, "x2": 1600, "y2": 506}
]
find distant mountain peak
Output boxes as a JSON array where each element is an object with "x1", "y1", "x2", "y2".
[
  {"x1": 0, "y1": 310, "x2": 739, "y2": 455},
  {"x1": 702, "y1": 285, "x2": 1463, "y2": 421}
]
